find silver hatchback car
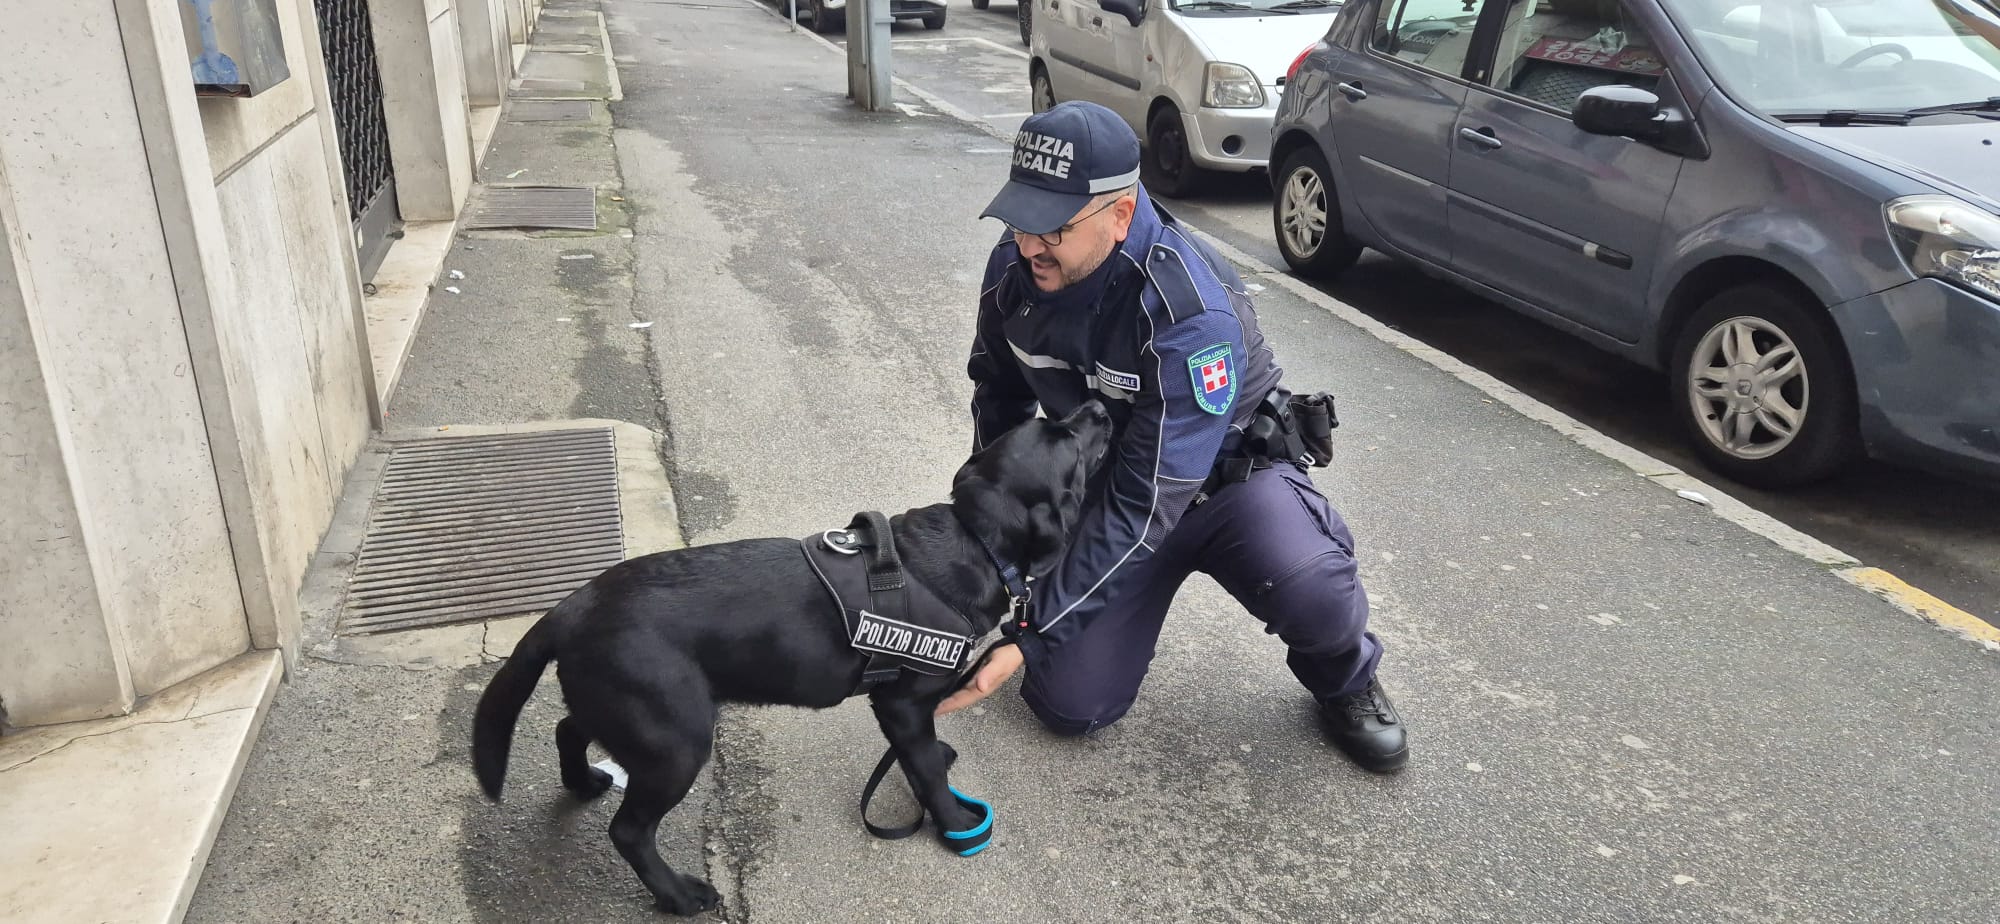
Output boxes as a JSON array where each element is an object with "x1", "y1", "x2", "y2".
[{"x1": 1270, "y1": 0, "x2": 2000, "y2": 487}]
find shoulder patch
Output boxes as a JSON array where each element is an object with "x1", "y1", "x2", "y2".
[
  {"x1": 1143, "y1": 243, "x2": 1209, "y2": 325},
  {"x1": 1187, "y1": 343, "x2": 1235, "y2": 416}
]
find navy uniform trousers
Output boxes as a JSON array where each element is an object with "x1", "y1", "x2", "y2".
[{"x1": 1019, "y1": 461, "x2": 1382, "y2": 736}]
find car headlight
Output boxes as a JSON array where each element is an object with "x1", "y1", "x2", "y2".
[
  {"x1": 1203, "y1": 63, "x2": 1264, "y2": 109},
  {"x1": 1886, "y1": 195, "x2": 2000, "y2": 301}
]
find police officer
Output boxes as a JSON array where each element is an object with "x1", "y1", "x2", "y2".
[{"x1": 936, "y1": 102, "x2": 1407, "y2": 773}]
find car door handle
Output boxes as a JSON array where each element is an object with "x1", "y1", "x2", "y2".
[
  {"x1": 1337, "y1": 81, "x2": 1367, "y2": 102},
  {"x1": 1458, "y1": 126, "x2": 1503, "y2": 150}
]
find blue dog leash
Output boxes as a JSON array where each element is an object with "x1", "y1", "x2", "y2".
[
  {"x1": 855, "y1": 518, "x2": 1028, "y2": 856},
  {"x1": 858, "y1": 649, "x2": 1007, "y2": 857},
  {"x1": 859, "y1": 741, "x2": 997, "y2": 857}
]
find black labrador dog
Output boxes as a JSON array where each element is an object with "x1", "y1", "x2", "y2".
[{"x1": 472, "y1": 402, "x2": 1112, "y2": 914}]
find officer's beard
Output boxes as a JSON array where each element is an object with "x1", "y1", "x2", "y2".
[{"x1": 1030, "y1": 236, "x2": 1117, "y2": 293}]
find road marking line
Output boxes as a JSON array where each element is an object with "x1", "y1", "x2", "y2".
[
  {"x1": 740, "y1": 0, "x2": 1997, "y2": 649},
  {"x1": 968, "y1": 36, "x2": 1033, "y2": 60},
  {"x1": 1838, "y1": 567, "x2": 2000, "y2": 648}
]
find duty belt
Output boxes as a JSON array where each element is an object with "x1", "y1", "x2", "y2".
[{"x1": 1197, "y1": 388, "x2": 1340, "y2": 503}]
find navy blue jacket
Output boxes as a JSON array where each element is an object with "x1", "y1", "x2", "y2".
[{"x1": 967, "y1": 187, "x2": 1282, "y2": 654}]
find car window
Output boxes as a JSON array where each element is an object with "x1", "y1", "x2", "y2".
[
  {"x1": 1677, "y1": 0, "x2": 2000, "y2": 113},
  {"x1": 1372, "y1": 0, "x2": 1485, "y2": 78},
  {"x1": 1483, "y1": 0, "x2": 1669, "y2": 111}
]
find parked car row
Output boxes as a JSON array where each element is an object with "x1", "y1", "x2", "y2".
[
  {"x1": 1028, "y1": 0, "x2": 2000, "y2": 487},
  {"x1": 795, "y1": 0, "x2": 949, "y2": 33}
]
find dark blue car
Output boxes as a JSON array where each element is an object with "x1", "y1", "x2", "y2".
[{"x1": 1271, "y1": 0, "x2": 2000, "y2": 486}]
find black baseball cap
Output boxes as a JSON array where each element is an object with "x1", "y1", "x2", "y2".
[{"x1": 981, "y1": 101, "x2": 1142, "y2": 236}]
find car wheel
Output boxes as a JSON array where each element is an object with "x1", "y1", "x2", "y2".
[
  {"x1": 809, "y1": 0, "x2": 841, "y2": 33},
  {"x1": 1272, "y1": 144, "x2": 1361, "y2": 279},
  {"x1": 1030, "y1": 66, "x2": 1056, "y2": 113},
  {"x1": 924, "y1": 7, "x2": 947, "y2": 27},
  {"x1": 1144, "y1": 106, "x2": 1208, "y2": 198},
  {"x1": 973, "y1": 0, "x2": 990, "y2": 8},
  {"x1": 1669, "y1": 283, "x2": 1861, "y2": 487},
  {"x1": 1018, "y1": 0, "x2": 1032, "y2": 46}
]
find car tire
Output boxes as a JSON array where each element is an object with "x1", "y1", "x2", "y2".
[
  {"x1": 1669, "y1": 283, "x2": 1861, "y2": 487},
  {"x1": 1030, "y1": 66, "x2": 1056, "y2": 113},
  {"x1": 809, "y1": 0, "x2": 841, "y2": 34},
  {"x1": 973, "y1": 0, "x2": 989, "y2": 8},
  {"x1": 1144, "y1": 105, "x2": 1210, "y2": 198},
  {"x1": 1272, "y1": 145, "x2": 1361, "y2": 279},
  {"x1": 1018, "y1": 0, "x2": 1032, "y2": 46},
  {"x1": 924, "y1": 7, "x2": 947, "y2": 27}
]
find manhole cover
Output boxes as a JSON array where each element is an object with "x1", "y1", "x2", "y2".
[
  {"x1": 507, "y1": 100, "x2": 592, "y2": 122},
  {"x1": 338, "y1": 428, "x2": 625, "y2": 636},
  {"x1": 465, "y1": 186, "x2": 597, "y2": 231}
]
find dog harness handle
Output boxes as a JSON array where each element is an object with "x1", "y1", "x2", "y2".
[{"x1": 854, "y1": 510, "x2": 904, "y2": 592}]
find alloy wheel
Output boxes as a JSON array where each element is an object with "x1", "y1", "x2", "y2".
[{"x1": 1686, "y1": 315, "x2": 1809, "y2": 461}]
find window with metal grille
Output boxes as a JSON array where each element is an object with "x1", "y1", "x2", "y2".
[{"x1": 313, "y1": 0, "x2": 396, "y2": 224}]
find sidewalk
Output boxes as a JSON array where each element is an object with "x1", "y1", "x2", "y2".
[{"x1": 188, "y1": 1, "x2": 2000, "y2": 922}]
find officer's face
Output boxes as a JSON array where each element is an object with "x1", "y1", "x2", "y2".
[{"x1": 1016, "y1": 193, "x2": 1137, "y2": 293}]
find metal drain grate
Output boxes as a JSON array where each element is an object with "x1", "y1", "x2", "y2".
[
  {"x1": 338, "y1": 428, "x2": 625, "y2": 636},
  {"x1": 464, "y1": 186, "x2": 597, "y2": 230},
  {"x1": 507, "y1": 100, "x2": 593, "y2": 122}
]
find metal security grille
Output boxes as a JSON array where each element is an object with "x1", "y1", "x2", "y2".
[
  {"x1": 464, "y1": 187, "x2": 599, "y2": 231},
  {"x1": 337, "y1": 429, "x2": 627, "y2": 636},
  {"x1": 313, "y1": 0, "x2": 399, "y2": 277}
]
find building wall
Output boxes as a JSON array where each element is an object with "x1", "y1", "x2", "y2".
[
  {"x1": 1, "y1": 0, "x2": 535, "y2": 730},
  {"x1": 195, "y1": 0, "x2": 377, "y2": 660},
  {"x1": 0, "y1": 3, "x2": 249, "y2": 724},
  {"x1": 0, "y1": 165, "x2": 133, "y2": 727}
]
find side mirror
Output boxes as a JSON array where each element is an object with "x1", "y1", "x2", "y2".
[
  {"x1": 1573, "y1": 84, "x2": 1708, "y2": 158},
  {"x1": 1100, "y1": 0, "x2": 1145, "y2": 26},
  {"x1": 1573, "y1": 85, "x2": 1667, "y2": 139}
]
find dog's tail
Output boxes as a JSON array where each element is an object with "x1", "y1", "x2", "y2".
[{"x1": 472, "y1": 589, "x2": 583, "y2": 801}]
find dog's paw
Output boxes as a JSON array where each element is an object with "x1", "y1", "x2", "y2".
[
  {"x1": 565, "y1": 767, "x2": 615, "y2": 801},
  {"x1": 653, "y1": 875, "x2": 721, "y2": 916}
]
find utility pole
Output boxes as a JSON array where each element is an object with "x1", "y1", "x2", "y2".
[{"x1": 845, "y1": 0, "x2": 892, "y2": 111}]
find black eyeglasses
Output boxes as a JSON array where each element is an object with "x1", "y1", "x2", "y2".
[{"x1": 1008, "y1": 197, "x2": 1121, "y2": 247}]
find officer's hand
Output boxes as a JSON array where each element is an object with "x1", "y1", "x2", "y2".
[{"x1": 936, "y1": 643, "x2": 1024, "y2": 716}]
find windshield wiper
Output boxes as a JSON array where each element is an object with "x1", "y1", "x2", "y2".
[
  {"x1": 1770, "y1": 109, "x2": 1912, "y2": 126},
  {"x1": 1176, "y1": 1, "x2": 1257, "y2": 9},
  {"x1": 1271, "y1": 0, "x2": 1341, "y2": 8},
  {"x1": 1906, "y1": 97, "x2": 2000, "y2": 116}
]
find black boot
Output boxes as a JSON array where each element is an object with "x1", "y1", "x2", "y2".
[{"x1": 1319, "y1": 679, "x2": 1408, "y2": 773}]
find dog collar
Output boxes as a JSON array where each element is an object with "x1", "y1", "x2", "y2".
[{"x1": 955, "y1": 513, "x2": 1033, "y2": 636}]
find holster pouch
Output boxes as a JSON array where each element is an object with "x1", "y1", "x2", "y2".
[{"x1": 1286, "y1": 391, "x2": 1339, "y2": 467}]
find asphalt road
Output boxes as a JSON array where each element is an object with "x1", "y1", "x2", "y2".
[{"x1": 796, "y1": 0, "x2": 2000, "y2": 625}]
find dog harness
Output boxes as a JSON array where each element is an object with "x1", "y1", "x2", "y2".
[
  {"x1": 799, "y1": 511, "x2": 1002, "y2": 858},
  {"x1": 799, "y1": 511, "x2": 980, "y2": 696}
]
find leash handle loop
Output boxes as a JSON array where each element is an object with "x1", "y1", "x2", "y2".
[{"x1": 859, "y1": 747, "x2": 925, "y2": 840}]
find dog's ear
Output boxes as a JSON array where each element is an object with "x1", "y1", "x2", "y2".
[{"x1": 1023, "y1": 500, "x2": 1068, "y2": 577}]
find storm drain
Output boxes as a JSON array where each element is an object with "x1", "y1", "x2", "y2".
[
  {"x1": 337, "y1": 428, "x2": 625, "y2": 636},
  {"x1": 507, "y1": 100, "x2": 593, "y2": 122},
  {"x1": 464, "y1": 186, "x2": 597, "y2": 231}
]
